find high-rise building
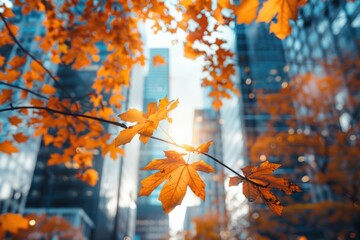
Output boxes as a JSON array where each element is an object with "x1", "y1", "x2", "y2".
[
  {"x1": 135, "y1": 48, "x2": 170, "y2": 240},
  {"x1": 0, "y1": 7, "x2": 55, "y2": 215},
  {"x1": 184, "y1": 109, "x2": 226, "y2": 235},
  {"x1": 223, "y1": 19, "x2": 301, "y2": 238},
  {"x1": 280, "y1": 1, "x2": 360, "y2": 239}
]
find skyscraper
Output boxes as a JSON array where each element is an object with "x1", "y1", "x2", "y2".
[
  {"x1": 279, "y1": 1, "x2": 360, "y2": 239},
  {"x1": 0, "y1": 6, "x2": 54, "y2": 215},
  {"x1": 135, "y1": 48, "x2": 170, "y2": 240},
  {"x1": 222, "y1": 20, "x2": 298, "y2": 238},
  {"x1": 184, "y1": 109, "x2": 226, "y2": 235}
]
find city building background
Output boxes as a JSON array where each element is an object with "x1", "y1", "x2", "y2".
[
  {"x1": 134, "y1": 48, "x2": 170, "y2": 240},
  {"x1": 184, "y1": 109, "x2": 226, "y2": 235}
]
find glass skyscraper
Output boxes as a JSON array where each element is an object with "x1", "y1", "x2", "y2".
[
  {"x1": 135, "y1": 48, "x2": 170, "y2": 240},
  {"x1": 0, "y1": 7, "x2": 55, "y2": 215},
  {"x1": 224, "y1": 20, "x2": 301, "y2": 238},
  {"x1": 184, "y1": 109, "x2": 227, "y2": 235}
]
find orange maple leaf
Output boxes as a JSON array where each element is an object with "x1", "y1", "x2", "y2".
[
  {"x1": 229, "y1": 161, "x2": 301, "y2": 216},
  {"x1": 234, "y1": 0, "x2": 259, "y2": 24},
  {"x1": 0, "y1": 140, "x2": 19, "y2": 155},
  {"x1": 0, "y1": 213, "x2": 29, "y2": 239},
  {"x1": 41, "y1": 84, "x2": 57, "y2": 95},
  {"x1": 0, "y1": 89, "x2": 12, "y2": 105},
  {"x1": 0, "y1": 55, "x2": 5, "y2": 67},
  {"x1": 13, "y1": 133, "x2": 29, "y2": 143},
  {"x1": 153, "y1": 54, "x2": 166, "y2": 67},
  {"x1": 8, "y1": 115, "x2": 22, "y2": 126},
  {"x1": 182, "y1": 141, "x2": 214, "y2": 154},
  {"x1": 139, "y1": 150, "x2": 215, "y2": 213},
  {"x1": 257, "y1": 0, "x2": 307, "y2": 39},
  {"x1": 103, "y1": 143, "x2": 125, "y2": 160},
  {"x1": 114, "y1": 97, "x2": 178, "y2": 146},
  {"x1": 7, "y1": 55, "x2": 27, "y2": 69},
  {"x1": 77, "y1": 169, "x2": 99, "y2": 186},
  {"x1": 0, "y1": 69, "x2": 21, "y2": 84}
]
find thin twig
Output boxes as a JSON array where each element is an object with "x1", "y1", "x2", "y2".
[
  {"x1": 0, "y1": 105, "x2": 128, "y2": 129},
  {"x1": 0, "y1": 82, "x2": 48, "y2": 100}
]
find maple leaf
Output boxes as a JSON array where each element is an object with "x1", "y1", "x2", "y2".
[
  {"x1": 13, "y1": 133, "x2": 29, "y2": 143},
  {"x1": 41, "y1": 84, "x2": 56, "y2": 95},
  {"x1": 153, "y1": 54, "x2": 166, "y2": 67},
  {"x1": 182, "y1": 141, "x2": 214, "y2": 154},
  {"x1": 48, "y1": 153, "x2": 66, "y2": 165},
  {"x1": 0, "y1": 69, "x2": 21, "y2": 83},
  {"x1": 114, "y1": 97, "x2": 178, "y2": 146},
  {"x1": 103, "y1": 143, "x2": 125, "y2": 160},
  {"x1": 77, "y1": 169, "x2": 99, "y2": 186},
  {"x1": 139, "y1": 150, "x2": 215, "y2": 213},
  {"x1": 7, "y1": 55, "x2": 27, "y2": 69},
  {"x1": 257, "y1": 0, "x2": 307, "y2": 39},
  {"x1": 0, "y1": 89, "x2": 12, "y2": 104},
  {"x1": 229, "y1": 161, "x2": 301, "y2": 216},
  {"x1": 234, "y1": 0, "x2": 259, "y2": 24},
  {"x1": 0, "y1": 55, "x2": 4, "y2": 67},
  {"x1": 0, "y1": 213, "x2": 29, "y2": 239},
  {"x1": 0, "y1": 140, "x2": 19, "y2": 155},
  {"x1": 8, "y1": 115, "x2": 22, "y2": 126}
]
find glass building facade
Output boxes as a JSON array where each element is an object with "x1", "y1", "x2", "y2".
[
  {"x1": 228, "y1": 20, "x2": 306, "y2": 238},
  {"x1": 135, "y1": 48, "x2": 170, "y2": 240},
  {"x1": 0, "y1": 7, "x2": 55, "y2": 215},
  {"x1": 184, "y1": 109, "x2": 226, "y2": 235}
]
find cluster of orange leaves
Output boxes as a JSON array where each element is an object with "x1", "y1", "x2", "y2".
[
  {"x1": 0, "y1": 213, "x2": 29, "y2": 239},
  {"x1": 0, "y1": 211, "x2": 83, "y2": 239}
]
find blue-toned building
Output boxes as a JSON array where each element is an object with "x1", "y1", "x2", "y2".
[
  {"x1": 184, "y1": 109, "x2": 227, "y2": 236},
  {"x1": 281, "y1": 1, "x2": 360, "y2": 239},
  {"x1": 135, "y1": 48, "x2": 170, "y2": 240},
  {"x1": 0, "y1": 6, "x2": 55, "y2": 215}
]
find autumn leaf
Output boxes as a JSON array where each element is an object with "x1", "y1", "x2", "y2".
[
  {"x1": 153, "y1": 54, "x2": 166, "y2": 67},
  {"x1": 8, "y1": 115, "x2": 22, "y2": 126},
  {"x1": 0, "y1": 140, "x2": 19, "y2": 155},
  {"x1": 114, "y1": 97, "x2": 178, "y2": 146},
  {"x1": 257, "y1": 0, "x2": 307, "y2": 39},
  {"x1": 234, "y1": 0, "x2": 259, "y2": 24},
  {"x1": 0, "y1": 69, "x2": 21, "y2": 83},
  {"x1": 182, "y1": 141, "x2": 214, "y2": 154},
  {"x1": 77, "y1": 168, "x2": 99, "y2": 186},
  {"x1": 0, "y1": 55, "x2": 5, "y2": 67},
  {"x1": 229, "y1": 161, "x2": 301, "y2": 215},
  {"x1": 13, "y1": 132, "x2": 29, "y2": 143},
  {"x1": 139, "y1": 150, "x2": 216, "y2": 213},
  {"x1": 0, "y1": 213, "x2": 29, "y2": 239},
  {"x1": 41, "y1": 84, "x2": 56, "y2": 95},
  {"x1": 48, "y1": 153, "x2": 66, "y2": 165},
  {"x1": 7, "y1": 55, "x2": 27, "y2": 69},
  {"x1": 0, "y1": 89, "x2": 12, "y2": 105},
  {"x1": 103, "y1": 143, "x2": 125, "y2": 160}
]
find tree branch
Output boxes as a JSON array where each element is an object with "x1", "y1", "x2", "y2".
[
  {"x1": 0, "y1": 104, "x2": 265, "y2": 187},
  {"x1": 0, "y1": 13, "x2": 73, "y2": 99}
]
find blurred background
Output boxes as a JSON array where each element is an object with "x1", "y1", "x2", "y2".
[{"x1": 0, "y1": 0, "x2": 359, "y2": 240}]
